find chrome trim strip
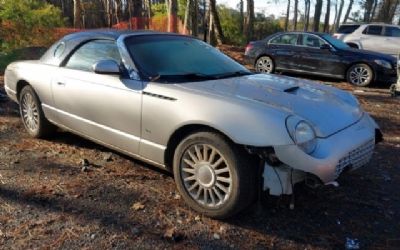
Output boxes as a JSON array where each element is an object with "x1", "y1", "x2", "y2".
[
  {"x1": 275, "y1": 67, "x2": 343, "y2": 78},
  {"x1": 42, "y1": 104, "x2": 167, "y2": 151},
  {"x1": 143, "y1": 91, "x2": 177, "y2": 101}
]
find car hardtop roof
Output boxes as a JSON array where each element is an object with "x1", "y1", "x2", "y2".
[
  {"x1": 340, "y1": 22, "x2": 399, "y2": 27},
  {"x1": 269, "y1": 31, "x2": 328, "y2": 38},
  {"x1": 62, "y1": 29, "x2": 186, "y2": 41}
]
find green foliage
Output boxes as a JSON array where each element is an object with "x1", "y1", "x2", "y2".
[
  {"x1": 253, "y1": 14, "x2": 283, "y2": 40},
  {"x1": 219, "y1": 5, "x2": 246, "y2": 45},
  {"x1": 0, "y1": 0, "x2": 65, "y2": 52},
  {"x1": 0, "y1": 50, "x2": 20, "y2": 73},
  {"x1": 152, "y1": 2, "x2": 167, "y2": 17},
  {"x1": 218, "y1": 5, "x2": 283, "y2": 45}
]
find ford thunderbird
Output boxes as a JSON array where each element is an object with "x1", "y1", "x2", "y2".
[{"x1": 4, "y1": 30, "x2": 382, "y2": 218}]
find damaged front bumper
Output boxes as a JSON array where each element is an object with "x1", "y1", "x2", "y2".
[{"x1": 263, "y1": 113, "x2": 380, "y2": 195}]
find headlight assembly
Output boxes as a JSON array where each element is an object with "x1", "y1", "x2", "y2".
[
  {"x1": 374, "y1": 59, "x2": 392, "y2": 69},
  {"x1": 286, "y1": 116, "x2": 317, "y2": 154}
]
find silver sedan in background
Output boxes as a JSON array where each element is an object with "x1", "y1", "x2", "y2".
[{"x1": 4, "y1": 30, "x2": 382, "y2": 218}]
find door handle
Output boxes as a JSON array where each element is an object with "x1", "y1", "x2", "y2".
[{"x1": 57, "y1": 82, "x2": 66, "y2": 86}]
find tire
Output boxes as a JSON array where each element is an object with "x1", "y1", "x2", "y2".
[
  {"x1": 19, "y1": 85, "x2": 56, "y2": 138},
  {"x1": 346, "y1": 63, "x2": 374, "y2": 87},
  {"x1": 173, "y1": 131, "x2": 256, "y2": 219},
  {"x1": 255, "y1": 56, "x2": 275, "y2": 74}
]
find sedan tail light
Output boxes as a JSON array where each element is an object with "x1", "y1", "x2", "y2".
[{"x1": 245, "y1": 43, "x2": 254, "y2": 55}]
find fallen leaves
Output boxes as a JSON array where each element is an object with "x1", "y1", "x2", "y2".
[{"x1": 131, "y1": 202, "x2": 145, "y2": 211}]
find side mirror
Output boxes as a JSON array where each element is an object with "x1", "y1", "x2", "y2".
[
  {"x1": 93, "y1": 59, "x2": 121, "y2": 75},
  {"x1": 320, "y1": 44, "x2": 332, "y2": 50}
]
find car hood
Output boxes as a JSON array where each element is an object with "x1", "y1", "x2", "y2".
[{"x1": 175, "y1": 74, "x2": 363, "y2": 138}]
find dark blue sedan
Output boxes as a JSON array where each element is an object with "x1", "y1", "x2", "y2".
[{"x1": 245, "y1": 32, "x2": 397, "y2": 87}]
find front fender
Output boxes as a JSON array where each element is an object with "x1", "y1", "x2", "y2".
[{"x1": 141, "y1": 83, "x2": 294, "y2": 148}]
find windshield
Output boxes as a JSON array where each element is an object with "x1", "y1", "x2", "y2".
[
  {"x1": 323, "y1": 35, "x2": 350, "y2": 49},
  {"x1": 125, "y1": 35, "x2": 250, "y2": 82}
]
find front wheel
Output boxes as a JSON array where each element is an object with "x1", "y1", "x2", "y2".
[
  {"x1": 255, "y1": 56, "x2": 275, "y2": 74},
  {"x1": 346, "y1": 63, "x2": 374, "y2": 87},
  {"x1": 173, "y1": 132, "x2": 256, "y2": 219},
  {"x1": 19, "y1": 85, "x2": 56, "y2": 138}
]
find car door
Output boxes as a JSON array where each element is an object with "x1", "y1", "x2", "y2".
[
  {"x1": 51, "y1": 39, "x2": 142, "y2": 155},
  {"x1": 297, "y1": 34, "x2": 343, "y2": 77},
  {"x1": 359, "y1": 25, "x2": 385, "y2": 52},
  {"x1": 268, "y1": 33, "x2": 301, "y2": 70},
  {"x1": 383, "y1": 26, "x2": 400, "y2": 56}
]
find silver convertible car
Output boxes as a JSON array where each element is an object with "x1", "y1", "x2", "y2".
[{"x1": 4, "y1": 30, "x2": 382, "y2": 218}]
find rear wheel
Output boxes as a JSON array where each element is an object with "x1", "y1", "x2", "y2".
[
  {"x1": 346, "y1": 63, "x2": 373, "y2": 87},
  {"x1": 173, "y1": 132, "x2": 256, "y2": 219},
  {"x1": 19, "y1": 85, "x2": 56, "y2": 138},
  {"x1": 255, "y1": 56, "x2": 275, "y2": 74}
]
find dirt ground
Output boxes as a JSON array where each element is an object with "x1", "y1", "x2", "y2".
[{"x1": 0, "y1": 47, "x2": 399, "y2": 250}]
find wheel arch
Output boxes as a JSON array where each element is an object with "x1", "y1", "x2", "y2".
[
  {"x1": 346, "y1": 42, "x2": 360, "y2": 49},
  {"x1": 16, "y1": 80, "x2": 31, "y2": 101},
  {"x1": 164, "y1": 124, "x2": 237, "y2": 171}
]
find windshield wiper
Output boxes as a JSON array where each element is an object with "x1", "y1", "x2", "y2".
[{"x1": 213, "y1": 70, "x2": 253, "y2": 79}]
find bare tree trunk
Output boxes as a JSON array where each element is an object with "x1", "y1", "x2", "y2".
[
  {"x1": 184, "y1": 0, "x2": 191, "y2": 34},
  {"x1": 192, "y1": 0, "x2": 198, "y2": 36},
  {"x1": 313, "y1": 0, "x2": 323, "y2": 32},
  {"x1": 115, "y1": 0, "x2": 122, "y2": 25},
  {"x1": 133, "y1": 0, "x2": 144, "y2": 29},
  {"x1": 323, "y1": 0, "x2": 331, "y2": 33},
  {"x1": 334, "y1": 0, "x2": 344, "y2": 31},
  {"x1": 343, "y1": 0, "x2": 354, "y2": 23},
  {"x1": 370, "y1": 0, "x2": 378, "y2": 22},
  {"x1": 203, "y1": 0, "x2": 209, "y2": 42},
  {"x1": 293, "y1": 0, "x2": 298, "y2": 31},
  {"x1": 245, "y1": 0, "x2": 254, "y2": 42},
  {"x1": 239, "y1": 0, "x2": 244, "y2": 33},
  {"x1": 363, "y1": 0, "x2": 374, "y2": 22},
  {"x1": 73, "y1": 0, "x2": 82, "y2": 28},
  {"x1": 167, "y1": 0, "x2": 178, "y2": 32},
  {"x1": 209, "y1": 0, "x2": 225, "y2": 44},
  {"x1": 304, "y1": 0, "x2": 311, "y2": 31},
  {"x1": 331, "y1": 0, "x2": 338, "y2": 33},
  {"x1": 128, "y1": 0, "x2": 132, "y2": 29},
  {"x1": 284, "y1": 0, "x2": 291, "y2": 31}
]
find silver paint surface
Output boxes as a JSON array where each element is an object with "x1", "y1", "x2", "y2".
[{"x1": 4, "y1": 32, "x2": 378, "y2": 183}]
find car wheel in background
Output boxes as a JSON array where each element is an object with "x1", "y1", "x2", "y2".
[
  {"x1": 255, "y1": 56, "x2": 275, "y2": 74},
  {"x1": 346, "y1": 63, "x2": 374, "y2": 87},
  {"x1": 19, "y1": 85, "x2": 56, "y2": 138},
  {"x1": 173, "y1": 131, "x2": 256, "y2": 219}
]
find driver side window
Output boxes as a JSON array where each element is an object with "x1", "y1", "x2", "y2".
[
  {"x1": 65, "y1": 40, "x2": 121, "y2": 72},
  {"x1": 300, "y1": 34, "x2": 326, "y2": 48}
]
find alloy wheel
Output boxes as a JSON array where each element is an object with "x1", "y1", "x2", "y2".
[
  {"x1": 21, "y1": 92, "x2": 39, "y2": 132},
  {"x1": 256, "y1": 56, "x2": 274, "y2": 73},
  {"x1": 349, "y1": 66, "x2": 370, "y2": 86},
  {"x1": 180, "y1": 143, "x2": 232, "y2": 208}
]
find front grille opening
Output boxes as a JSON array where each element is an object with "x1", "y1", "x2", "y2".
[{"x1": 335, "y1": 140, "x2": 375, "y2": 178}]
